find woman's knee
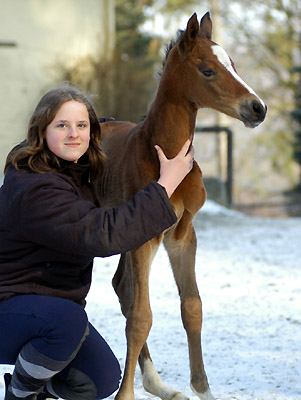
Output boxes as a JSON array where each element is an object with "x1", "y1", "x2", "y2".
[
  {"x1": 47, "y1": 297, "x2": 88, "y2": 338},
  {"x1": 98, "y1": 363, "x2": 121, "y2": 399}
]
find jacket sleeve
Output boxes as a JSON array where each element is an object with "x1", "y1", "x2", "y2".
[{"x1": 18, "y1": 178, "x2": 177, "y2": 257}]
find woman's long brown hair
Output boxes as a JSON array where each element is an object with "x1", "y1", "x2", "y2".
[{"x1": 5, "y1": 84, "x2": 106, "y2": 182}]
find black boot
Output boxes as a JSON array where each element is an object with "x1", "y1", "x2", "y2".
[
  {"x1": 4, "y1": 373, "x2": 11, "y2": 392},
  {"x1": 37, "y1": 389, "x2": 58, "y2": 400}
]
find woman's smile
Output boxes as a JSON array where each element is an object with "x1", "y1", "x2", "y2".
[{"x1": 65, "y1": 142, "x2": 81, "y2": 147}]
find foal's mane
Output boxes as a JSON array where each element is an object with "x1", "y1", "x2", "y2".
[{"x1": 162, "y1": 29, "x2": 184, "y2": 69}]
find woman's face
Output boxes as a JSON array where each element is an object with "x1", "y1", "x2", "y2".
[{"x1": 45, "y1": 100, "x2": 90, "y2": 162}]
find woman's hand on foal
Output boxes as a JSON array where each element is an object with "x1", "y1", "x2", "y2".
[{"x1": 155, "y1": 138, "x2": 194, "y2": 198}]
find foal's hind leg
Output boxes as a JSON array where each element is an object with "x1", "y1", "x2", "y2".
[
  {"x1": 163, "y1": 212, "x2": 215, "y2": 400},
  {"x1": 139, "y1": 343, "x2": 189, "y2": 400}
]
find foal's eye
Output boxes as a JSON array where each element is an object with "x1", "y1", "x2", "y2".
[{"x1": 202, "y1": 70, "x2": 215, "y2": 77}]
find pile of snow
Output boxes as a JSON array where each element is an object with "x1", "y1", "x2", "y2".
[{"x1": 1, "y1": 200, "x2": 300, "y2": 400}]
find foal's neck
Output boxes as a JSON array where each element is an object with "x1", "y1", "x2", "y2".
[{"x1": 144, "y1": 96, "x2": 197, "y2": 159}]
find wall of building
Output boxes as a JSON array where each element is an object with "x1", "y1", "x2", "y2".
[{"x1": 0, "y1": 0, "x2": 115, "y2": 173}]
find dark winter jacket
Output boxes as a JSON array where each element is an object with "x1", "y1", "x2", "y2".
[{"x1": 0, "y1": 161, "x2": 177, "y2": 306}]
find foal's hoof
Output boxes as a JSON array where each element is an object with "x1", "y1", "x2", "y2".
[{"x1": 191, "y1": 387, "x2": 215, "y2": 400}]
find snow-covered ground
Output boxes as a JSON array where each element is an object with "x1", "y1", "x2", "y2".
[{"x1": 1, "y1": 201, "x2": 300, "y2": 400}]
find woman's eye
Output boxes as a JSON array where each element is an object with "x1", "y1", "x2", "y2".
[
  {"x1": 78, "y1": 123, "x2": 87, "y2": 128},
  {"x1": 202, "y1": 70, "x2": 214, "y2": 77},
  {"x1": 57, "y1": 123, "x2": 66, "y2": 128}
]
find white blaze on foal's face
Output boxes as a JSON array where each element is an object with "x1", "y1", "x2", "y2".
[{"x1": 211, "y1": 44, "x2": 265, "y2": 108}]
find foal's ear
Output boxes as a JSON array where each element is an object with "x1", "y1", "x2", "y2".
[
  {"x1": 179, "y1": 13, "x2": 199, "y2": 53},
  {"x1": 200, "y1": 12, "x2": 212, "y2": 40}
]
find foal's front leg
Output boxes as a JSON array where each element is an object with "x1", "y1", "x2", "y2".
[
  {"x1": 164, "y1": 218, "x2": 215, "y2": 400},
  {"x1": 115, "y1": 242, "x2": 153, "y2": 400}
]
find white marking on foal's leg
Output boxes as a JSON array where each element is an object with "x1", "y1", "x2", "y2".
[
  {"x1": 191, "y1": 385, "x2": 215, "y2": 400},
  {"x1": 211, "y1": 44, "x2": 265, "y2": 108},
  {"x1": 142, "y1": 358, "x2": 189, "y2": 400}
]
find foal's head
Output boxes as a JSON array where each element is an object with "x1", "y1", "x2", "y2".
[{"x1": 162, "y1": 12, "x2": 267, "y2": 128}]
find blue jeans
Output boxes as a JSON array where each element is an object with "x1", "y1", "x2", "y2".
[{"x1": 0, "y1": 295, "x2": 121, "y2": 399}]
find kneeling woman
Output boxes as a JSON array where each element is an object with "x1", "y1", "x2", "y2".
[{"x1": 0, "y1": 85, "x2": 194, "y2": 400}]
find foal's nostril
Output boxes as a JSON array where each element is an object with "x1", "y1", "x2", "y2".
[
  {"x1": 251, "y1": 101, "x2": 268, "y2": 119},
  {"x1": 252, "y1": 101, "x2": 263, "y2": 115}
]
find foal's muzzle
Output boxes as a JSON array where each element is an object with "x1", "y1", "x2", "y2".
[{"x1": 239, "y1": 99, "x2": 267, "y2": 128}]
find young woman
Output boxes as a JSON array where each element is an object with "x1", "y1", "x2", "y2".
[{"x1": 0, "y1": 85, "x2": 194, "y2": 400}]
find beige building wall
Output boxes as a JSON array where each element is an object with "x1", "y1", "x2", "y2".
[{"x1": 0, "y1": 0, "x2": 115, "y2": 174}]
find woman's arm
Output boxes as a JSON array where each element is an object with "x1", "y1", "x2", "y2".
[{"x1": 18, "y1": 140, "x2": 193, "y2": 258}]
